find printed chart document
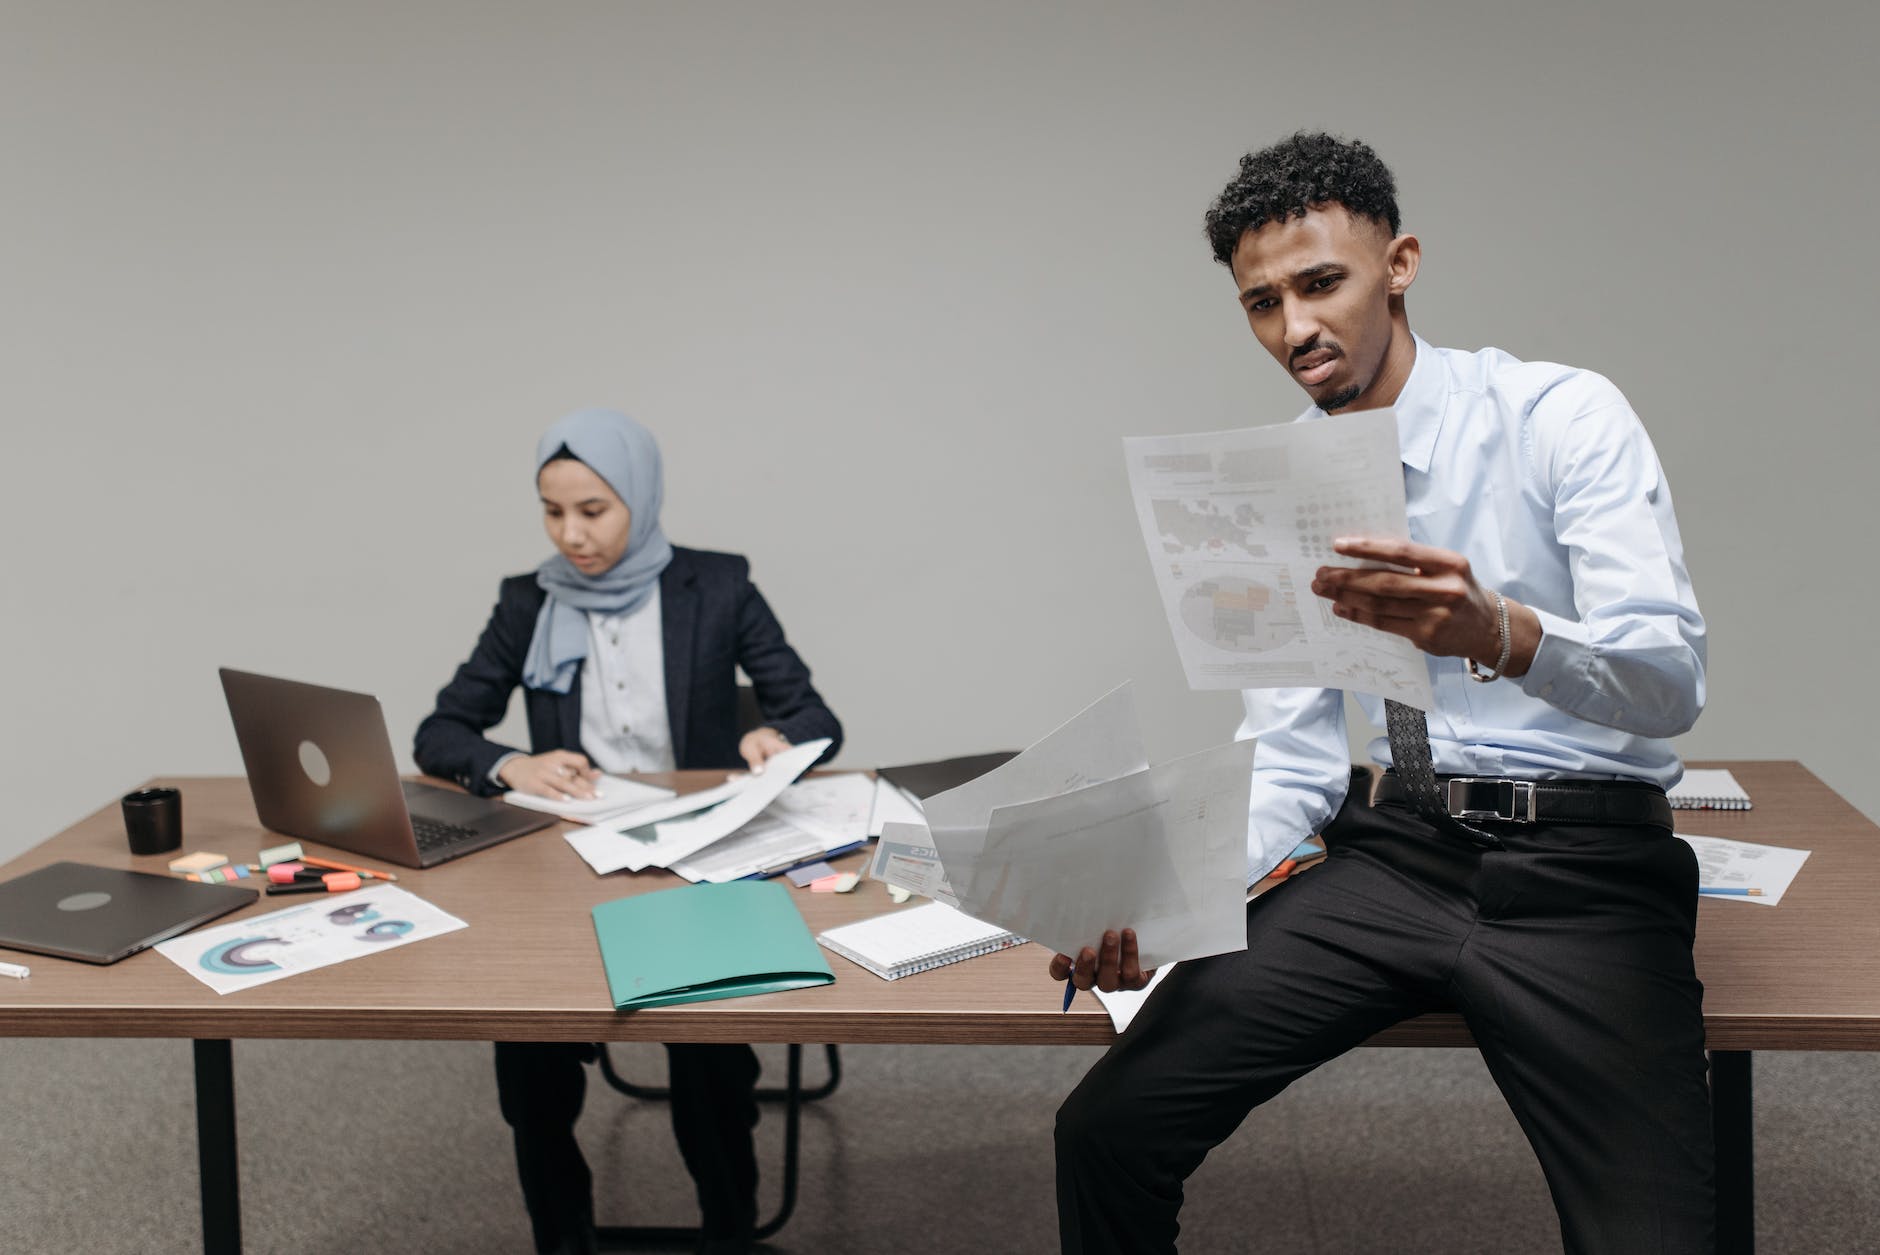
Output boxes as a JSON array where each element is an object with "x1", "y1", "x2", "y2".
[
  {"x1": 874, "y1": 685, "x2": 1254, "y2": 970},
  {"x1": 155, "y1": 886, "x2": 466, "y2": 995},
  {"x1": 1678, "y1": 833, "x2": 1810, "y2": 906},
  {"x1": 1124, "y1": 409, "x2": 1434, "y2": 708}
]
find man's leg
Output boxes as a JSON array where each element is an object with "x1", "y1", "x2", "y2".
[
  {"x1": 494, "y1": 1041, "x2": 600, "y2": 1255},
  {"x1": 665, "y1": 1042, "x2": 762, "y2": 1241},
  {"x1": 1455, "y1": 826, "x2": 1714, "y2": 1255},
  {"x1": 1056, "y1": 799, "x2": 1472, "y2": 1255}
]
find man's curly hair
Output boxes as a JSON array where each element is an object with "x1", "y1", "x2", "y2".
[{"x1": 1204, "y1": 132, "x2": 1401, "y2": 267}]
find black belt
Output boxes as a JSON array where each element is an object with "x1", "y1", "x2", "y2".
[{"x1": 1374, "y1": 772, "x2": 1673, "y2": 830}]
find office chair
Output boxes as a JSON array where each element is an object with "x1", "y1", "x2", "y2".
[{"x1": 594, "y1": 684, "x2": 845, "y2": 1247}]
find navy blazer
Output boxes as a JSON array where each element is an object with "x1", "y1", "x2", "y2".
[{"x1": 414, "y1": 547, "x2": 842, "y2": 795}]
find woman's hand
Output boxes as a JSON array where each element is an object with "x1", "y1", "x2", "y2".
[
  {"x1": 499, "y1": 750, "x2": 602, "y2": 800},
  {"x1": 738, "y1": 726, "x2": 793, "y2": 774}
]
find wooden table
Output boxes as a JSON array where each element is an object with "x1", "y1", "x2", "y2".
[{"x1": 2, "y1": 762, "x2": 1875, "y2": 1254}]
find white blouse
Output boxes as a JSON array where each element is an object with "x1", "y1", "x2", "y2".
[{"x1": 576, "y1": 584, "x2": 676, "y2": 773}]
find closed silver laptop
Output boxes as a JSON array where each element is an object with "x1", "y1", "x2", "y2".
[
  {"x1": 0, "y1": 862, "x2": 256, "y2": 964},
  {"x1": 218, "y1": 668, "x2": 552, "y2": 869}
]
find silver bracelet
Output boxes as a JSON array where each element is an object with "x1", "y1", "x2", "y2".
[{"x1": 1468, "y1": 591, "x2": 1512, "y2": 683}]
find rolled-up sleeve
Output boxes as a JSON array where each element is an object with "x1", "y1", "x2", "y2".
[
  {"x1": 1238, "y1": 686, "x2": 1350, "y2": 885},
  {"x1": 1518, "y1": 398, "x2": 1707, "y2": 738}
]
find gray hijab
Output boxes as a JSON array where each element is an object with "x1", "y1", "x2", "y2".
[{"x1": 521, "y1": 409, "x2": 674, "y2": 694}]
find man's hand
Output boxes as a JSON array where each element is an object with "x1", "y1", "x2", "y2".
[
  {"x1": 1049, "y1": 928, "x2": 1155, "y2": 993},
  {"x1": 498, "y1": 750, "x2": 602, "y2": 800},
  {"x1": 1312, "y1": 537, "x2": 1539, "y2": 677},
  {"x1": 738, "y1": 726, "x2": 793, "y2": 774}
]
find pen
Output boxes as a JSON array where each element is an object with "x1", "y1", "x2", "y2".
[
  {"x1": 1062, "y1": 979, "x2": 1076, "y2": 1013},
  {"x1": 296, "y1": 855, "x2": 398, "y2": 881},
  {"x1": 1699, "y1": 887, "x2": 1763, "y2": 896},
  {"x1": 0, "y1": 960, "x2": 29, "y2": 979}
]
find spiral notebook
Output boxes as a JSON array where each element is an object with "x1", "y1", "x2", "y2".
[
  {"x1": 816, "y1": 901, "x2": 1023, "y2": 981},
  {"x1": 1668, "y1": 769, "x2": 1753, "y2": 811}
]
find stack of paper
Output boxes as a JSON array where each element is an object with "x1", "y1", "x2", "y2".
[
  {"x1": 561, "y1": 740, "x2": 894, "y2": 883},
  {"x1": 503, "y1": 775, "x2": 677, "y2": 823},
  {"x1": 672, "y1": 772, "x2": 878, "y2": 883},
  {"x1": 871, "y1": 684, "x2": 1254, "y2": 969}
]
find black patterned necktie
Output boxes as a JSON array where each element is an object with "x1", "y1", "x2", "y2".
[{"x1": 1384, "y1": 699, "x2": 1502, "y2": 849}]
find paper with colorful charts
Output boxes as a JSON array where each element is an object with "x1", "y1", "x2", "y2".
[{"x1": 154, "y1": 885, "x2": 466, "y2": 994}]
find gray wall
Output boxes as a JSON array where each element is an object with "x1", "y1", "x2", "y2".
[{"x1": 4, "y1": 1, "x2": 1875, "y2": 863}]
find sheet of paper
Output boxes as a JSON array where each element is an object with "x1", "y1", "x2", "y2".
[
  {"x1": 502, "y1": 774, "x2": 677, "y2": 822},
  {"x1": 1124, "y1": 410, "x2": 1435, "y2": 708},
  {"x1": 668, "y1": 811, "x2": 831, "y2": 884},
  {"x1": 1092, "y1": 962, "x2": 1176, "y2": 1034},
  {"x1": 561, "y1": 778, "x2": 749, "y2": 875},
  {"x1": 1678, "y1": 833, "x2": 1810, "y2": 906},
  {"x1": 634, "y1": 738, "x2": 833, "y2": 870},
  {"x1": 765, "y1": 772, "x2": 878, "y2": 848},
  {"x1": 953, "y1": 739, "x2": 1255, "y2": 969},
  {"x1": 868, "y1": 777, "x2": 925, "y2": 836},
  {"x1": 154, "y1": 885, "x2": 466, "y2": 995},
  {"x1": 879, "y1": 684, "x2": 1151, "y2": 905}
]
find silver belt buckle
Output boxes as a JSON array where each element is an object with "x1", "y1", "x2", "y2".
[{"x1": 1446, "y1": 777, "x2": 1537, "y2": 823}]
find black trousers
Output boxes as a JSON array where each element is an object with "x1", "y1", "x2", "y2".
[
  {"x1": 1056, "y1": 785, "x2": 1715, "y2": 1255},
  {"x1": 494, "y1": 1040, "x2": 760, "y2": 1252}
]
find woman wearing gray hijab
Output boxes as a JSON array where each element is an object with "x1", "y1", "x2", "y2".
[{"x1": 415, "y1": 408, "x2": 842, "y2": 1255}]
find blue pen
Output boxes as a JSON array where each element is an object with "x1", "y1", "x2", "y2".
[{"x1": 1062, "y1": 979, "x2": 1077, "y2": 1012}]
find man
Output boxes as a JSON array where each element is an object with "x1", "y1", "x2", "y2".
[{"x1": 1052, "y1": 132, "x2": 1712, "y2": 1254}]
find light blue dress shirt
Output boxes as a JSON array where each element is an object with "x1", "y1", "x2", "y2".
[{"x1": 1238, "y1": 336, "x2": 1706, "y2": 882}]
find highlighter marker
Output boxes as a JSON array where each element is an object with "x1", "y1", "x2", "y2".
[{"x1": 265, "y1": 872, "x2": 363, "y2": 895}]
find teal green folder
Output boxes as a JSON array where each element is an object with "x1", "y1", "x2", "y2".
[{"x1": 591, "y1": 881, "x2": 835, "y2": 1010}]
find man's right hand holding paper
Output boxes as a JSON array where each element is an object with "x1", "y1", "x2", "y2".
[{"x1": 1050, "y1": 928, "x2": 1156, "y2": 993}]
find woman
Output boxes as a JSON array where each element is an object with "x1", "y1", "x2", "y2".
[{"x1": 414, "y1": 408, "x2": 841, "y2": 1255}]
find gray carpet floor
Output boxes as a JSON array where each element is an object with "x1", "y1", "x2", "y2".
[{"x1": 2, "y1": 1038, "x2": 1876, "y2": 1253}]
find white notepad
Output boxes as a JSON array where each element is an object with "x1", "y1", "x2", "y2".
[
  {"x1": 816, "y1": 901, "x2": 1023, "y2": 981},
  {"x1": 1668, "y1": 769, "x2": 1752, "y2": 811}
]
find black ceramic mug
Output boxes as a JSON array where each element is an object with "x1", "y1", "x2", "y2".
[{"x1": 121, "y1": 787, "x2": 183, "y2": 855}]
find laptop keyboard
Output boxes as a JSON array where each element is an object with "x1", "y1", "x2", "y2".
[{"x1": 411, "y1": 816, "x2": 478, "y2": 852}]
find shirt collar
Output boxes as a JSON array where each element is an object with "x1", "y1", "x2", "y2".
[
  {"x1": 1391, "y1": 335, "x2": 1445, "y2": 473},
  {"x1": 1299, "y1": 333, "x2": 1446, "y2": 473}
]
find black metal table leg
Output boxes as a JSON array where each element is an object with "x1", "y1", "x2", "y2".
[
  {"x1": 1713, "y1": 1049, "x2": 1753, "y2": 1255},
  {"x1": 194, "y1": 1039, "x2": 242, "y2": 1255},
  {"x1": 598, "y1": 1042, "x2": 804, "y2": 1248}
]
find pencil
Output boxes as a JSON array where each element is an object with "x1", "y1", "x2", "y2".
[
  {"x1": 296, "y1": 854, "x2": 398, "y2": 881},
  {"x1": 1698, "y1": 887, "x2": 1762, "y2": 896}
]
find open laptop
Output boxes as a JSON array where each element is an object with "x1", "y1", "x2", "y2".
[
  {"x1": 0, "y1": 862, "x2": 257, "y2": 964},
  {"x1": 218, "y1": 668, "x2": 553, "y2": 869}
]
